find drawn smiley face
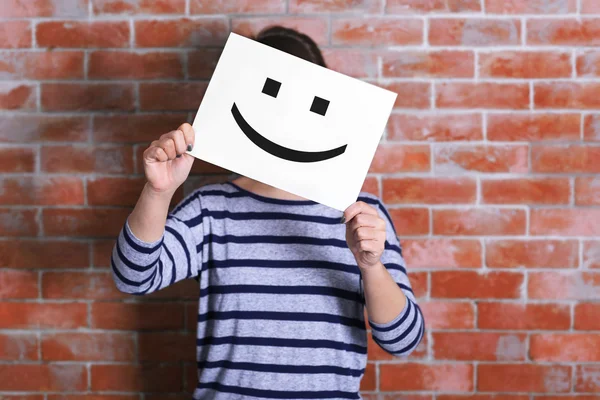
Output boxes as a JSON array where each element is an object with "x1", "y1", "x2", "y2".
[{"x1": 231, "y1": 77, "x2": 348, "y2": 163}]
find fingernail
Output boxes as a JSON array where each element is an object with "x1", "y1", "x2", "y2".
[
  {"x1": 340, "y1": 215, "x2": 346, "y2": 224},
  {"x1": 176, "y1": 154, "x2": 182, "y2": 158},
  {"x1": 187, "y1": 144, "x2": 193, "y2": 152}
]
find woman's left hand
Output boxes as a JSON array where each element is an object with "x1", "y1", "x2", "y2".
[{"x1": 343, "y1": 201, "x2": 386, "y2": 271}]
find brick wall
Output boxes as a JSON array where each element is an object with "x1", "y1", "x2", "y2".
[{"x1": 1, "y1": 0, "x2": 600, "y2": 397}]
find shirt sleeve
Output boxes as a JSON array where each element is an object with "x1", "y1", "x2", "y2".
[
  {"x1": 366, "y1": 200, "x2": 425, "y2": 357},
  {"x1": 111, "y1": 190, "x2": 204, "y2": 295}
]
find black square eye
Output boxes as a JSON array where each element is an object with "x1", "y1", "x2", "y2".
[
  {"x1": 310, "y1": 96, "x2": 329, "y2": 116},
  {"x1": 262, "y1": 77, "x2": 281, "y2": 98}
]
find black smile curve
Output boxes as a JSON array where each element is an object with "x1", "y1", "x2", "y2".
[{"x1": 231, "y1": 103, "x2": 347, "y2": 163}]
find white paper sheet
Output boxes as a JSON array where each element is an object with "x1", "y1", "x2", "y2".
[{"x1": 189, "y1": 32, "x2": 397, "y2": 211}]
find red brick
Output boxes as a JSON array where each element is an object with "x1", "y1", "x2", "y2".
[
  {"x1": 369, "y1": 144, "x2": 430, "y2": 173},
  {"x1": 42, "y1": 145, "x2": 133, "y2": 173},
  {"x1": 432, "y1": 271, "x2": 524, "y2": 299},
  {"x1": 535, "y1": 82, "x2": 600, "y2": 109},
  {"x1": 89, "y1": 51, "x2": 183, "y2": 80},
  {"x1": 433, "y1": 209, "x2": 526, "y2": 236},
  {"x1": 403, "y1": 239, "x2": 482, "y2": 268},
  {"x1": 0, "y1": 270, "x2": 38, "y2": 299},
  {"x1": 0, "y1": 365, "x2": 87, "y2": 391},
  {"x1": 323, "y1": 49, "x2": 378, "y2": 78},
  {"x1": 487, "y1": 113, "x2": 581, "y2": 142},
  {"x1": 43, "y1": 208, "x2": 130, "y2": 238},
  {"x1": 332, "y1": 18, "x2": 423, "y2": 45},
  {"x1": 0, "y1": 303, "x2": 86, "y2": 329},
  {"x1": 386, "y1": 0, "x2": 480, "y2": 13},
  {"x1": 360, "y1": 363, "x2": 376, "y2": 391},
  {"x1": 575, "y1": 303, "x2": 600, "y2": 330},
  {"x1": 584, "y1": 241, "x2": 600, "y2": 269},
  {"x1": 433, "y1": 332, "x2": 526, "y2": 361},
  {"x1": 93, "y1": 240, "x2": 116, "y2": 268},
  {"x1": 193, "y1": 0, "x2": 284, "y2": 13},
  {"x1": 138, "y1": 332, "x2": 195, "y2": 362},
  {"x1": 382, "y1": 82, "x2": 431, "y2": 109},
  {"x1": 0, "y1": 115, "x2": 89, "y2": 142},
  {"x1": 0, "y1": 51, "x2": 84, "y2": 79},
  {"x1": 42, "y1": 83, "x2": 135, "y2": 111},
  {"x1": 185, "y1": 301, "x2": 198, "y2": 331},
  {"x1": 480, "y1": 51, "x2": 571, "y2": 78},
  {"x1": 531, "y1": 209, "x2": 600, "y2": 236},
  {"x1": 531, "y1": 334, "x2": 600, "y2": 362},
  {"x1": 382, "y1": 51, "x2": 474, "y2": 78},
  {"x1": 188, "y1": 48, "x2": 221, "y2": 79},
  {"x1": 0, "y1": 147, "x2": 35, "y2": 172},
  {"x1": 482, "y1": 178, "x2": 570, "y2": 205},
  {"x1": 409, "y1": 272, "x2": 428, "y2": 298},
  {"x1": 42, "y1": 333, "x2": 134, "y2": 361},
  {"x1": 533, "y1": 145, "x2": 600, "y2": 173},
  {"x1": 0, "y1": 83, "x2": 36, "y2": 110},
  {"x1": 0, "y1": 240, "x2": 89, "y2": 268},
  {"x1": 49, "y1": 396, "x2": 137, "y2": 400},
  {"x1": 388, "y1": 114, "x2": 482, "y2": 141},
  {"x1": 37, "y1": 21, "x2": 130, "y2": 48},
  {"x1": 487, "y1": 0, "x2": 576, "y2": 13},
  {"x1": 92, "y1": 0, "x2": 185, "y2": 14},
  {"x1": 436, "y1": 83, "x2": 529, "y2": 109},
  {"x1": 380, "y1": 363, "x2": 473, "y2": 391},
  {"x1": 42, "y1": 272, "x2": 127, "y2": 300},
  {"x1": 576, "y1": 177, "x2": 600, "y2": 205},
  {"x1": 0, "y1": 177, "x2": 84, "y2": 206},
  {"x1": 577, "y1": 50, "x2": 600, "y2": 77},
  {"x1": 383, "y1": 177, "x2": 476, "y2": 204},
  {"x1": 486, "y1": 240, "x2": 578, "y2": 268},
  {"x1": 528, "y1": 18, "x2": 600, "y2": 45},
  {"x1": 420, "y1": 301, "x2": 475, "y2": 329},
  {"x1": 0, "y1": 208, "x2": 38, "y2": 236},
  {"x1": 136, "y1": 18, "x2": 228, "y2": 47},
  {"x1": 0, "y1": 334, "x2": 38, "y2": 361},
  {"x1": 290, "y1": 0, "x2": 381, "y2": 13},
  {"x1": 140, "y1": 82, "x2": 207, "y2": 111},
  {"x1": 93, "y1": 113, "x2": 186, "y2": 143},
  {"x1": 576, "y1": 365, "x2": 600, "y2": 392},
  {"x1": 584, "y1": 114, "x2": 600, "y2": 141},
  {"x1": 477, "y1": 364, "x2": 571, "y2": 393},
  {"x1": 360, "y1": 176, "x2": 379, "y2": 196},
  {"x1": 528, "y1": 271, "x2": 600, "y2": 300},
  {"x1": 91, "y1": 364, "x2": 183, "y2": 392},
  {"x1": 435, "y1": 145, "x2": 528, "y2": 173},
  {"x1": 438, "y1": 396, "x2": 529, "y2": 400},
  {"x1": 88, "y1": 177, "x2": 145, "y2": 206},
  {"x1": 430, "y1": 19, "x2": 521, "y2": 46},
  {"x1": 3, "y1": 0, "x2": 88, "y2": 16},
  {"x1": 232, "y1": 17, "x2": 329, "y2": 45},
  {"x1": 582, "y1": 0, "x2": 600, "y2": 13},
  {"x1": 0, "y1": 21, "x2": 32, "y2": 48},
  {"x1": 388, "y1": 208, "x2": 429, "y2": 236},
  {"x1": 478, "y1": 302, "x2": 570, "y2": 330},
  {"x1": 91, "y1": 302, "x2": 185, "y2": 330}
]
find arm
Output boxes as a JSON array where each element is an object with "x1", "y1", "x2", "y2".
[
  {"x1": 111, "y1": 123, "x2": 202, "y2": 295},
  {"x1": 344, "y1": 201, "x2": 425, "y2": 356}
]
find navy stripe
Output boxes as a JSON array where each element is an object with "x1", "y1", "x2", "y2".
[
  {"x1": 115, "y1": 241, "x2": 158, "y2": 272},
  {"x1": 196, "y1": 360, "x2": 364, "y2": 377},
  {"x1": 394, "y1": 321, "x2": 425, "y2": 355},
  {"x1": 385, "y1": 242, "x2": 403, "y2": 254},
  {"x1": 205, "y1": 259, "x2": 360, "y2": 274},
  {"x1": 375, "y1": 301, "x2": 420, "y2": 345},
  {"x1": 165, "y1": 225, "x2": 192, "y2": 279},
  {"x1": 184, "y1": 209, "x2": 340, "y2": 228},
  {"x1": 198, "y1": 311, "x2": 365, "y2": 330},
  {"x1": 122, "y1": 225, "x2": 162, "y2": 254},
  {"x1": 162, "y1": 243, "x2": 176, "y2": 286},
  {"x1": 199, "y1": 285, "x2": 363, "y2": 303},
  {"x1": 196, "y1": 382, "x2": 359, "y2": 399},
  {"x1": 386, "y1": 262, "x2": 407, "y2": 275},
  {"x1": 370, "y1": 298, "x2": 413, "y2": 333},
  {"x1": 111, "y1": 258, "x2": 156, "y2": 288},
  {"x1": 228, "y1": 182, "x2": 318, "y2": 206},
  {"x1": 196, "y1": 336, "x2": 367, "y2": 354}
]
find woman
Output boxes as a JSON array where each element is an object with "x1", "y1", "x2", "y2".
[{"x1": 112, "y1": 26, "x2": 424, "y2": 399}]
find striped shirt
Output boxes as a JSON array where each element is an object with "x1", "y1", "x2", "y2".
[{"x1": 112, "y1": 182, "x2": 425, "y2": 399}]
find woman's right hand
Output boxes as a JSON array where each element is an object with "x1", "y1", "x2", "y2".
[{"x1": 142, "y1": 123, "x2": 195, "y2": 195}]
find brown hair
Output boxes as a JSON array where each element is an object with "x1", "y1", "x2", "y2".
[{"x1": 255, "y1": 26, "x2": 327, "y2": 68}]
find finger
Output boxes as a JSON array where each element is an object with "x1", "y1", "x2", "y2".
[
  {"x1": 178, "y1": 123, "x2": 195, "y2": 151},
  {"x1": 144, "y1": 146, "x2": 168, "y2": 163},
  {"x1": 354, "y1": 227, "x2": 379, "y2": 243},
  {"x1": 343, "y1": 201, "x2": 379, "y2": 224},
  {"x1": 357, "y1": 240, "x2": 379, "y2": 253},
  {"x1": 166, "y1": 130, "x2": 187, "y2": 156},
  {"x1": 157, "y1": 137, "x2": 177, "y2": 160},
  {"x1": 349, "y1": 214, "x2": 385, "y2": 231}
]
